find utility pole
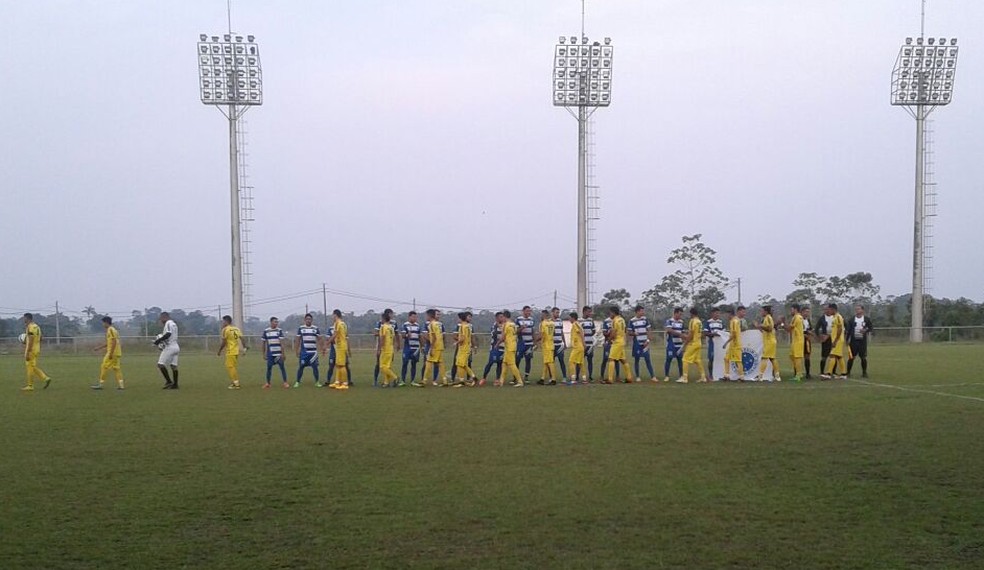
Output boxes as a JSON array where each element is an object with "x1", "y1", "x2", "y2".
[
  {"x1": 737, "y1": 278, "x2": 742, "y2": 305},
  {"x1": 55, "y1": 301, "x2": 61, "y2": 345},
  {"x1": 554, "y1": 290, "x2": 558, "y2": 309},
  {"x1": 322, "y1": 283, "x2": 329, "y2": 330}
]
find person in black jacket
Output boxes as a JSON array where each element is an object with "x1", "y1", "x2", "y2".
[
  {"x1": 814, "y1": 309, "x2": 833, "y2": 373},
  {"x1": 846, "y1": 305, "x2": 873, "y2": 378}
]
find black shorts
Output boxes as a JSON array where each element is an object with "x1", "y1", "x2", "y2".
[
  {"x1": 804, "y1": 338, "x2": 812, "y2": 356},
  {"x1": 820, "y1": 341, "x2": 832, "y2": 358},
  {"x1": 850, "y1": 338, "x2": 867, "y2": 359}
]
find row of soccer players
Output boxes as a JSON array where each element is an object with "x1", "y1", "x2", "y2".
[{"x1": 252, "y1": 304, "x2": 814, "y2": 388}]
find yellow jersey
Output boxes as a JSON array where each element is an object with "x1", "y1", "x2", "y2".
[
  {"x1": 502, "y1": 321, "x2": 518, "y2": 352},
  {"x1": 379, "y1": 322, "x2": 395, "y2": 353},
  {"x1": 457, "y1": 322, "x2": 472, "y2": 348},
  {"x1": 26, "y1": 322, "x2": 42, "y2": 356},
  {"x1": 427, "y1": 320, "x2": 444, "y2": 351},
  {"x1": 830, "y1": 314, "x2": 845, "y2": 347},
  {"x1": 728, "y1": 317, "x2": 742, "y2": 349},
  {"x1": 222, "y1": 325, "x2": 242, "y2": 356},
  {"x1": 790, "y1": 314, "x2": 804, "y2": 347},
  {"x1": 334, "y1": 320, "x2": 349, "y2": 349},
  {"x1": 539, "y1": 320, "x2": 553, "y2": 349},
  {"x1": 761, "y1": 315, "x2": 776, "y2": 344},
  {"x1": 688, "y1": 317, "x2": 702, "y2": 349},
  {"x1": 612, "y1": 316, "x2": 627, "y2": 344},
  {"x1": 571, "y1": 321, "x2": 584, "y2": 350},
  {"x1": 106, "y1": 325, "x2": 122, "y2": 357}
]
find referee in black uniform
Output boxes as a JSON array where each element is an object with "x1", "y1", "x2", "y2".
[
  {"x1": 846, "y1": 305, "x2": 873, "y2": 378},
  {"x1": 815, "y1": 309, "x2": 833, "y2": 374}
]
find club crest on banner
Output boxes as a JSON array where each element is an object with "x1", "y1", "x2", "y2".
[{"x1": 712, "y1": 330, "x2": 773, "y2": 380}]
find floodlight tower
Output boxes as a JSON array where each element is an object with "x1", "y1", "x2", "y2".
[
  {"x1": 552, "y1": 7, "x2": 613, "y2": 311},
  {"x1": 891, "y1": 4, "x2": 958, "y2": 342},
  {"x1": 196, "y1": 33, "x2": 263, "y2": 330}
]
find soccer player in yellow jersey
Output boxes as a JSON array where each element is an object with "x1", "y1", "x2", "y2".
[
  {"x1": 377, "y1": 313, "x2": 399, "y2": 388},
  {"x1": 91, "y1": 316, "x2": 124, "y2": 390},
  {"x1": 217, "y1": 315, "x2": 244, "y2": 389},
  {"x1": 328, "y1": 310, "x2": 351, "y2": 390},
  {"x1": 496, "y1": 311, "x2": 525, "y2": 387},
  {"x1": 680, "y1": 308, "x2": 709, "y2": 383},
  {"x1": 537, "y1": 310, "x2": 557, "y2": 385},
  {"x1": 754, "y1": 306, "x2": 781, "y2": 382},
  {"x1": 418, "y1": 309, "x2": 448, "y2": 387},
  {"x1": 21, "y1": 313, "x2": 51, "y2": 391},
  {"x1": 722, "y1": 306, "x2": 747, "y2": 381},
  {"x1": 567, "y1": 312, "x2": 585, "y2": 385},
  {"x1": 782, "y1": 304, "x2": 806, "y2": 382},
  {"x1": 605, "y1": 306, "x2": 634, "y2": 384},
  {"x1": 821, "y1": 303, "x2": 848, "y2": 379},
  {"x1": 453, "y1": 312, "x2": 479, "y2": 387}
]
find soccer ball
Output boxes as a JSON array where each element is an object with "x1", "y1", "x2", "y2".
[
  {"x1": 18, "y1": 333, "x2": 27, "y2": 344},
  {"x1": 153, "y1": 334, "x2": 165, "y2": 351}
]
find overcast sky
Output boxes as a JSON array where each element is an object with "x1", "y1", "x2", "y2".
[{"x1": 2, "y1": 0, "x2": 982, "y2": 320}]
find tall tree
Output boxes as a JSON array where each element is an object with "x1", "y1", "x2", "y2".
[
  {"x1": 598, "y1": 288, "x2": 632, "y2": 310},
  {"x1": 640, "y1": 234, "x2": 728, "y2": 311}
]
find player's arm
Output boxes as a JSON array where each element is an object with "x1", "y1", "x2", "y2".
[
  {"x1": 108, "y1": 335, "x2": 117, "y2": 355},
  {"x1": 153, "y1": 331, "x2": 171, "y2": 346},
  {"x1": 217, "y1": 333, "x2": 227, "y2": 356}
]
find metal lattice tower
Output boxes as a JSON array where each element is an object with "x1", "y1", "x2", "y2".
[
  {"x1": 585, "y1": 115, "x2": 600, "y2": 306},
  {"x1": 237, "y1": 116, "x2": 255, "y2": 319},
  {"x1": 922, "y1": 119, "x2": 937, "y2": 294}
]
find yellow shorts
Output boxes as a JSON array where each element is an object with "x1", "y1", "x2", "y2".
[
  {"x1": 683, "y1": 346, "x2": 701, "y2": 365},
  {"x1": 102, "y1": 356, "x2": 121, "y2": 370},
  {"x1": 727, "y1": 346, "x2": 742, "y2": 363},
  {"x1": 455, "y1": 351, "x2": 470, "y2": 367},
  {"x1": 380, "y1": 350, "x2": 394, "y2": 368},
  {"x1": 335, "y1": 346, "x2": 349, "y2": 366},
  {"x1": 541, "y1": 346, "x2": 554, "y2": 363},
  {"x1": 426, "y1": 349, "x2": 442, "y2": 364},
  {"x1": 762, "y1": 342, "x2": 777, "y2": 359},
  {"x1": 225, "y1": 354, "x2": 239, "y2": 368},
  {"x1": 608, "y1": 345, "x2": 625, "y2": 361},
  {"x1": 569, "y1": 348, "x2": 584, "y2": 365}
]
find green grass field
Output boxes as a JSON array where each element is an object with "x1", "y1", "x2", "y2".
[{"x1": 2, "y1": 344, "x2": 983, "y2": 569}]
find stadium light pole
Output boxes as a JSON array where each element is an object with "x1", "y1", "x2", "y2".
[
  {"x1": 197, "y1": 33, "x2": 263, "y2": 330},
  {"x1": 553, "y1": 32, "x2": 613, "y2": 312},
  {"x1": 891, "y1": 15, "x2": 959, "y2": 342}
]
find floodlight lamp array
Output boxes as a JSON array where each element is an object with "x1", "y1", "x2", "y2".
[
  {"x1": 892, "y1": 36, "x2": 958, "y2": 106},
  {"x1": 197, "y1": 33, "x2": 263, "y2": 105},
  {"x1": 553, "y1": 36, "x2": 613, "y2": 107}
]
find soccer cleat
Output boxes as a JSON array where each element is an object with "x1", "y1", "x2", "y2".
[
  {"x1": 791, "y1": 376, "x2": 802, "y2": 383},
  {"x1": 650, "y1": 378, "x2": 660, "y2": 383},
  {"x1": 20, "y1": 385, "x2": 34, "y2": 391},
  {"x1": 835, "y1": 375, "x2": 847, "y2": 380},
  {"x1": 315, "y1": 382, "x2": 324, "y2": 388},
  {"x1": 775, "y1": 376, "x2": 782, "y2": 383},
  {"x1": 116, "y1": 384, "x2": 125, "y2": 391},
  {"x1": 697, "y1": 378, "x2": 709, "y2": 383},
  {"x1": 478, "y1": 379, "x2": 486, "y2": 387},
  {"x1": 397, "y1": 381, "x2": 406, "y2": 387},
  {"x1": 410, "y1": 381, "x2": 425, "y2": 388},
  {"x1": 228, "y1": 383, "x2": 241, "y2": 390},
  {"x1": 162, "y1": 382, "x2": 174, "y2": 390},
  {"x1": 336, "y1": 383, "x2": 349, "y2": 391},
  {"x1": 862, "y1": 373, "x2": 869, "y2": 379},
  {"x1": 536, "y1": 379, "x2": 545, "y2": 386},
  {"x1": 676, "y1": 377, "x2": 689, "y2": 384},
  {"x1": 548, "y1": 380, "x2": 557, "y2": 386},
  {"x1": 819, "y1": 374, "x2": 831, "y2": 380},
  {"x1": 753, "y1": 376, "x2": 763, "y2": 382},
  {"x1": 663, "y1": 377, "x2": 670, "y2": 383},
  {"x1": 292, "y1": 381, "x2": 301, "y2": 388},
  {"x1": 43, "y1": 377, "x2": 52, "y2": 390},
  {"x1": 91, "y1": 384, "x2": 103, "y2": 390},
  {"x1": 282, "y1": 382, "x2": 290, "y2": 389},
  {"x1": 600, "y1": 379, "x2": 613, "y2": 384},
  {"x1": 263, "y1": 383, "x2": 271, "y2": 390},
  {"x1": 513, "y1": 381, "x2": 525, "y2": 387}
]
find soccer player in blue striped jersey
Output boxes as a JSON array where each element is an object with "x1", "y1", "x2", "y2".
[
  {"x1": 550, "y1": 307, "x2": 568, "y2": 381},
  {"x1": 294, "y1": 313, "x2": 321, "y2": 387},
  {"x1": 261, "y1": 317, "x2": 288, "y2": 389},
  {"x1": 515, "y1": 306, "x2": 535, "y2": 381},
  {"x1": 703, "y1": 307, "x2": 725, "y2": 380},
  {"x1": 372, "y1": 308, "x2": 394, "y2": 387},
  {"x1": 400, "y1": 311, "x2": 423, "y2": 385},
  {"x1": 663, "y1": 307, "x2": 686, "y2": 382},
  {"x1": 579, "y1": 306, "x2": 598, "y2": 383},
  {"x1": 629, "y1": 305, "x2": 655, "y2": 381},
  {"x1": 481, "y1": 312, "x2": 504, "y2": 386}
]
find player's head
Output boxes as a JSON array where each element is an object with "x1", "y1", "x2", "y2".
[
  {"x1": 303, "y1": 313, "x2": 313, "y2": 325},
  {"x1": 425, "y1": 309, "x2": 436, "y2": 320},
  {"x1": 736, "y1": 305, "x2": 747, "y2": 318},
  {"x1": 522, "y1": 305, "x2": 532, "y2": 317},
  {"x1": 802, "y1": 305, "x2": 811, "y2": 316},
  {"x1": 551, "y1": 307, "x2": 560, "y2": 318},
  {"x1": 408, "y1": 310, "x2": 418, "y2": 323},
  {"x1": 458, "y1": 311, "x2": 471, "y2": 322},
  {"x1": 435, "y1": 309, "x2": 443, "y2": 319},
  {"x1": 332, "y1": 309, "x2": 343, "y2": 320},
  {"x1": 500, "y1": 310, "x2": 510, "y2": 321},
  {"x1": 541, "y1": 309, "x2": 550, "y2": 319},
  {"x1": 710, "y1": 307, "x2": 720, "y2": 318},
  {"x1": 583, "y1": 305, "x2": 593, "y2": 318},
  {"x1": 22, "y1": 312, "x2": 33, "y2": 323},
  {"x1": 222, "y1": 315, "x2": 232, "y2": 325},
  {"x1": 673, "y1": 307, "x2": 683, "y2": 318},
  {"x1": 608, "y1": 306, "x2": 620, "y2": 317},
  {"x1": 159, "y1": 312, "x2": 170, "y2": 324},
  {"x1": 270, "y1": 317, "x2": 279, "y2": 328},
  {"x1": 635, "y1": 305, "x2": 646, "y2": 317},
  {"x1": 690, "y1": 307, "x2": 699, "y2": 317},
  {"x1": 790, "y1": 304, "x2": 801, "y2": 315},
  {"x1": 854, "y1": 304, "x2": 865, "y2": 316},
  {"x1": 826, "y1": 303, "x2": 838, "y2": 315},
  {"x1": 762, "y1": 305, "x2": 772, "y2": 316},
  {"x1": 383, "y1": 308, "x2": 394, "y2": 319},
  {"x1": 569, "y1": 312, "x2": 579, "y2": 321},
  {"x1": 102, "y1": 316, "x2": 113, "y2": 329}
]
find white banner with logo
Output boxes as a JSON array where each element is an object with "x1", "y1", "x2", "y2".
[{"x1": 712, "y1": 329, "x2": 775, "y2": 380}]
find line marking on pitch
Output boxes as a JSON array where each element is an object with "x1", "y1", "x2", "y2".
[{"x1": 849, "y1": 379, "x2": 984, "y2": 403}]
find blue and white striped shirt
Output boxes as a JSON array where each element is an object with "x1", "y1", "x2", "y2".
[
  {"x1": 580, "y1": 318, "x2": 597, "y2": 348},
  {"x1": 262, "y1": 327, "x2": 286, "y2": 358},
  {"x1": 516, "y1": 317, "x2": 535, "y2": 345},
  {"x1": 553, "y1": 318, "x2": 565, "y2": 348},
  {"x1": 664, "y1": 318, "x2": 685, "y2": 348},
  {"x1": 630, "y1": 317, "x2": 651, "y2": 347},
  {"x1": 297, "y1": 325, "x2": 321, "y2": 355},
  {"x1": 402, "y1": 322, "x2": 422, "y2": 351}
]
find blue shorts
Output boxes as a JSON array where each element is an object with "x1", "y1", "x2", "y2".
[
  {"x1": 487, "y1": 350, "x2": 503, "y2": 363},
  {"x1": 299, "y1": 352, "x2": 319, "y2": 366},
  {"x1": 517, "y1": 343, "x2": 533, "y2": 360},
  {"x1": 603, "y1": 344, "x2": 612, "y2": 359},
  {"x1": 632, "y1": 343, "x2": 650, "y2": 358},
  {"x1": 403, "y1": 347, "x2": 421, "y2": 361},
  {"x1": 266, "y1": 354, "x2": 284, "y2": 365},
  {"x1": 666, "y1": 344, "x2": 683, "y2": 358}
]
